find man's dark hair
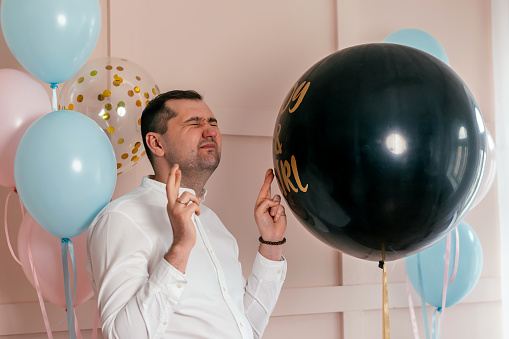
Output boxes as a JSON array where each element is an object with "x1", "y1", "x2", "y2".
[{"x1": 141, "y1": 90, "x2": 203, "y2": 164}]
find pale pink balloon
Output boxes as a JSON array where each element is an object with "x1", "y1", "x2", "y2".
[
  {"x1": 472, "y1": 128, "x2": 497, "y2": 208},
  {"x1": 17, "y1": 213, "x2": 93, "y2": 308},
  {"x1": 0, "y1": 69, "x2": 51, "y2": 188}
]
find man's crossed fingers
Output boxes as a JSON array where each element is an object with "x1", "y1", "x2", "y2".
[{"x1": 166, "y1": 164, "x2": 200, "y2": 216}]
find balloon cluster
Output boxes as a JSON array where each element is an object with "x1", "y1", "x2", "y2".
[
  {"x1": 0, "y1": 0, "x2": 116, "y2": 240},
  {"x1": 0, "y1": 3, "x2": 160, "y2": 318},
  {"x1": 383, "y1": 31, "x2": 488, "y2": 331},
  {"x1": 273, "y1": 27, "x2": 492, "y2": 337},
  {"x1": 0, "y1": 1, "x2": 121, "y2": 337}
]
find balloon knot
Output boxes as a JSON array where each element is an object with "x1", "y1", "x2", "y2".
[
  {"x1": 437, "y1": 306, "x2": 442, "y2": 312},
  {"x1": 13, "y1": 187, "x2": 17, "y2": 194},
  {"x1": 61, "y1": 238, "x2": 70, "y2": 244},
  {"x1": 50, "y1": 84, "x2": 58, "y2": 89},
  {"x1": 379, "y1": 260, "x2": 385, "y2": 269}
]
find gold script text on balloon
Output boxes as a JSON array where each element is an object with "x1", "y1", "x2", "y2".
[{"x1": 274, "y1": 81, "x2": 310, "y2": 196}]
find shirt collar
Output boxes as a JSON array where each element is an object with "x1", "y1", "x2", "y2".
[{"x1": 142, "y1": 176, "x2": 207, "y2": 204}]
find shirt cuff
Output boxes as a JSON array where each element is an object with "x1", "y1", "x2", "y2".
[
  {"x1": 148, "y1": 259, "x2": 188, "y2": 302},
  {"x1": 252, "y1": 252, "x2": 287, "y2": 282}
]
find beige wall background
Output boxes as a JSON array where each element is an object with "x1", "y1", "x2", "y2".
[{"x1": 0, "y1": 0, "x2": 502, "y2": 338}]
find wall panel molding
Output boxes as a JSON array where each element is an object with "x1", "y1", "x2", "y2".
[{"x1": 0, "y1": 278, "x2": 499, "y2": 335}]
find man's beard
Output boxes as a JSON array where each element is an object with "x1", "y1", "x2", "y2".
[
  {"x1": 195, "y1": 150, "x2": 221, "y2": 172},
  {"x1": 165, "y1": 146, "x2": 221, "y2": 175},
  {"x1": 195, "y1": 139, "x2": 221, "y2": 172}
]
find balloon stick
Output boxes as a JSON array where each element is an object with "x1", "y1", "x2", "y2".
[
  {"x1": 380, "y1": 244, "x2": 390, "y2": 339},
  {"x1": 61, "y1": 238, "x2": 77, "y2": 339}
]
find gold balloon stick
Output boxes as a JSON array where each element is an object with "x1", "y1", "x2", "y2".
[{"x1": 381, "y1": 244, "x2": 390, "y2": 339}]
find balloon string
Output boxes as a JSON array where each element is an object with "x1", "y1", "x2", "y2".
[
  {"x1": 405, "y1": 267, "x2": 420, "y2": 339},
  {"x1": 380, "y1": 245, "x2": 390, "y2": 339},
  {"x1": 62, "y1": 238, "x2": 76, "y2": 339},
  {"x1": 4, "y1": 190, "x2": 22, "y2": 265},
  {"x1": 27, "y1": 216, "x2": 54, "y2": 339},
  {"x1": 431, "y1": 307, "x2": 443, "y2": 339},
  {"x1": 73, "y1": 307, "x2": 83, "y2": 339},
  {"x1": 437, "y1": 234, "x2": 452, "y2": 338},
  {"x1": 431, "y1": 308, "x2": 437, "y2": 339},
  {"x1": 437, "y1": 308, "x2": 442, "y2": 339},
  {"x1": 92, "y1": 304, "x2": 100, "y2": 339},
  {"x1": 69, "y1": 239, "x2": 77, "y2": 303},
  {"x1": 449, "y1": 227, "x2": 460, "y2": 284},
  {"x1": 418, "y1": 253, "x2": 431, "y2": 339},
  {"x1": 56, "y1": 85, "x2": 65, "y2": 110},
  {"x1": 50, "y1": 84, "x2": 58, "y2": 111}
]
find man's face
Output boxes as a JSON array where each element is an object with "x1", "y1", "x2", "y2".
[{"x1": 161, "y1": 99, "x2": 222, "y2": 174}]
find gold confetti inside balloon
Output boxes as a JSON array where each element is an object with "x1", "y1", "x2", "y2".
[{"x1": 61, "y1": 57, "x2": 160, "y2": 175}]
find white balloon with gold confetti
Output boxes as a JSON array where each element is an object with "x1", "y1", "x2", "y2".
[{"x1": 61, "y1": 57, "x2": 160, "y2": 175}]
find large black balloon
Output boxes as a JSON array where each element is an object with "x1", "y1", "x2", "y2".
[{"x1": 273, "y1": 43, "x2": 486, "y2": 261}]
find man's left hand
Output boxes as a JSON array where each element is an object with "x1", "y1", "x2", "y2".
[{"x1": 254, "y1": 169, "x2": 287, "y2": 242}]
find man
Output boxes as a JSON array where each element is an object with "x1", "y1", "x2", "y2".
[{"x1": 87, "y1": 90, "x2": 287, "y2": 339}]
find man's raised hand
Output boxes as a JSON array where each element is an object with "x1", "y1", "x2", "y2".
[
  {"x1": 165, "y1": 164, "x2": 200, "y2": 273},
  {"x1": 254, "y1": 169, "x2": 287, "y2": 242}
]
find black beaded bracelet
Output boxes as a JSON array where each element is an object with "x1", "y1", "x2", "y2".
[{"x1": 259, "y1": 236, "x2": 286, "y2": 245}]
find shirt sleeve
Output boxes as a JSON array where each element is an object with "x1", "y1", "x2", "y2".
[
  {"x1": 87, "y1": 211, "x2": 186, "y2": 339},
  {"x1": 243, "y1": 252, "x2": 287, "y2": 339}
]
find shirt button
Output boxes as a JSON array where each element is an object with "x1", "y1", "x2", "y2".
[
  {"x1": 277, "y1": 269, "x2": 281, "y2": 274},
  {"x1": 177, "y1": 283, "x2": 182, "y2": 288},
  {"x1": 223, "y1": 287, "x2": 226, "y2": 292},
  {"x1": 163, "y1": 321, "x2": 168, "y2": 326},
  {"x1": 239, "y1": 322, "x2": 243, "y2": 327}
]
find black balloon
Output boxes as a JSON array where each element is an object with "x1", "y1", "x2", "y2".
[{"x1": 273, "y1": 43, "x2": 486, "y2": 261}]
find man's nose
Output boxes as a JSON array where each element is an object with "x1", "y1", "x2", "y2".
[{"x1": 202, "y1": 125, "x2": 217, "y2": 138}]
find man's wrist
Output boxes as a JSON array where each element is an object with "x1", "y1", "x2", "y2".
[
  {"x1": 168, "y1": 241, "x2": 194, "y2": 254},
  {"x1": 164, "y1": 243, "x2": 193, "y2": 274},
  {"x1": 258, "y1": 242, "x2": 284, "y2": 261}
]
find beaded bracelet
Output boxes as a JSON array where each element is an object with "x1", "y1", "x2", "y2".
[{"x1": 259, "y1": 236, "x2": 286, "y2": 245}]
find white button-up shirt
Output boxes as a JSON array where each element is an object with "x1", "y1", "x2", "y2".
[{"x1": 87, "y1": 177, "x2": 287, "y2": 339}]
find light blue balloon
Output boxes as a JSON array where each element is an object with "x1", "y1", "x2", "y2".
[
  {"x1": 382, "y1": 28, "x2": 450, "y2": 65},
  {"x1": 405, "y1": 221, "x2": 483, "y2": 308},
  {"x1": 1, "y1": 0, "x2": 101, "y2": 84},
  {"x1": 14, "y1": 110, "x2": 116, "y2": 239}
]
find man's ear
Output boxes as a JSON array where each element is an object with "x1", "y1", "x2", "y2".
[{"x1": 146, "y1": 133, "x2": 165, "y2": 157}]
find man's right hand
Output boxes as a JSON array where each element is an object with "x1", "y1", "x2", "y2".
[{"x1": 164, "y1": 164, "x2": 200, "y2": 273}]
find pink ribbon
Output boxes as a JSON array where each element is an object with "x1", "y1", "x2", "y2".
[
  {"x1": 4, "y1": 189, "x2": 21, "y2": 265},
  {"x1": 26, "y1": 213, "x2": 54, "y2": 339},
  {"x1": 405, "y1": 268, "x2": 421, "y2": 339},
  {"x1": 73, "y1": 307, "x2": 83, "y2": 339},
  {"x1": 427, "y1": 232, "x2": 452, "y2": 339},
  {"x1": 449, "y1": 227, "x2": 460, "y2": 284},
  {"x1": 5, "y1": 191, "x2": 53, "y2": 337},
  {"x1": 439, "y1": 233, "x2": 452, "y2": 330},
  {"x1": 408, "y1": 227, "x2": 460, "y2": 339}
]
